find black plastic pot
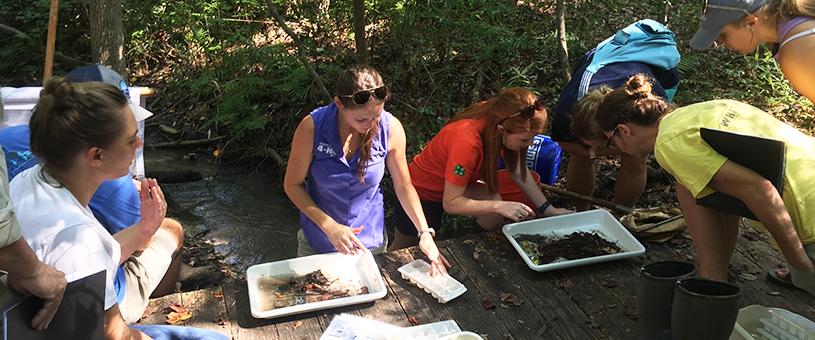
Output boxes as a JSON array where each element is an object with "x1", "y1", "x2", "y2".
[
  {"x1": 638, "y1": 260, "x2": 699, "y2": 340},
  {"x1": 671, "y1": 277, "x2": 742, "y2": 340}
]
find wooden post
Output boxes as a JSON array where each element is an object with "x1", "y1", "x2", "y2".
[{"x1": 44, "y1": 0, "x2": 59, "y2": 80}]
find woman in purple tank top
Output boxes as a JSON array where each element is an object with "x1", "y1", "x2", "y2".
[
  {"x1": 690, "y1": 0, "x2": 815, "y2": 103},
  {"x1": 284, "y1": 65, "x2": 450, "y2": 276}
]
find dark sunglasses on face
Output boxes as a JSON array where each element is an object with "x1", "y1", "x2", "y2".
[
  {"x1": 499, "y1": 97, "x2": 545, "y2": 124},
  {"x1": 339, "y1": 86, "x2": 389, "y2": 106},
  {"x1": 605, "y1": 125, "x2": 620, "y2": 149}
]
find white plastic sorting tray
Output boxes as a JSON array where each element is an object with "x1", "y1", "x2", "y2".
[
  {"x1": 397, "y1": 260, "x2": 467, "y2": 303},
  {"x1": 502, "y1": 210, "x2": 646, "y2": 272},
  {"x1": 246, "y1": 251, "x2": 387, "y2": 319}
]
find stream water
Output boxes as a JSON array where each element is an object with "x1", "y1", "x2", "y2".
[{"x1": 145, "y1": 149, "x2": 301, "y2": 273}]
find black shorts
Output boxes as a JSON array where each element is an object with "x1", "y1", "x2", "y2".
[{"x1": 393, "y1": 199, "x2": 444, "y2": 237}]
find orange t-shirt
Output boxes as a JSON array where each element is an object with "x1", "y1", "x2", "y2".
[{"x1": 409, "y1": 116, "x2": 485, "y2": 202}]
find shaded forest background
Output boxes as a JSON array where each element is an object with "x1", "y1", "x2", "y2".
[{"x1": 1, "y1": 0, "x2": 813, "y2": 163}]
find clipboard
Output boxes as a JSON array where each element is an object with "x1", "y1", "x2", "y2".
[
  {"x1": 2, "y1": 270, "x2": 105, "y2": 340},
  {"x1": 695, "y1": 128, "x2": 786, "y2": 220}
]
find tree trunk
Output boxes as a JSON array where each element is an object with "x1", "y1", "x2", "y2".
[
  {"x1": 89, "y1": 0, "x2": 127, "y2": 77},
  {"x1": 265, "y1": 0, "x2": 333, "y2": 104},
  {"x1": 352, "y1": 0, "x2": 369, "y2": 64},
  {"x1": 556, "y1": 0, "x2": 571, "y2": 81}
]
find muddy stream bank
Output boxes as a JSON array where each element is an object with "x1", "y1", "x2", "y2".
[{"x1": 145, "y1": 149, "x2": 300, "y2": 290}]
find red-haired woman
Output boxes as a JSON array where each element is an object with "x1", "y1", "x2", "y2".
[{"x1": 390, "y1": 88, "x2": 573, "y2": 250}]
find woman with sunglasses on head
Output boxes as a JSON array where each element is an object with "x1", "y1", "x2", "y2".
[
  {"x1": 691, "y1": 0, "x2": 815, "y2": 103},
  {"x1": 284, "y1": 65, "x2": 449, "y2": 275},
  {"x1": 389, "y1": 88, "x2": 573, "y2": 250},
  {"x1": 585, "y1": 74, "x2": 815, "y2": 295}
]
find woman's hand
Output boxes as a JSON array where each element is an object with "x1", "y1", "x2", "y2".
[
  {"x1": 418, "y1": 234, "x2": 451, "y2": 276},
  {"x1": 542, "y1": 206, "x2": 574, "y2": 217},
  {"x1": 497, "y1": 201, "x2": 535, "y2": 222},
  {"x1": 139, "y1": 178, "x2": 166, "y2": 238},
  {"x1": 324, "y1": 222, "x2": 367, "y2": 255}
]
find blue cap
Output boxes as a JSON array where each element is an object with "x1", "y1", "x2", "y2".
[
  {"x1": 690, "y1": 0, "x2": 769, "y2": 50},
  {"x1": 65, "y1": 64, "x2": 153, "y2": 121}
]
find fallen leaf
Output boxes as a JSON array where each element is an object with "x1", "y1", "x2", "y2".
[
  {"x1": 482, "y1": 298, "x2": 496, "y2": 309},
  {"x1": 463, "y1": 239, "x2": 475, "y2": 245},
  {"x1": 601, "y1": 278, "x2": 618, "y2": 288},
  {"x1": 140, "y1": 305, "x2": 159, "y2": 320},
  {"x1": 168, "y1": 303, "x2": 187, "y2": 314},
  {"x1": 213, "y1": 292, "x2": 224, "y2": 298},
  {"x1": 738, "y1": 273, "x2": 758, "y2": 282},
  {"x1": 500, "y1": 292, "x2": 511, "y2": 302},
  {"x1": 554, "y1": 279, "x2": 574, "y2": 289},
  {"x1": 410, "y1": 317, "x2": 420, "y2": 325},
  {"x1": 590, "y1": 303, "x2": 604, "y2": 314},
  {"x1": 294, "y1": 321, "x2": 303, "y2": 330},
  {"x1": 768, "y1": 291, "x2": 783, "y2": 296},
  {"x1": 473, "y1": 252, "x2": 480, "y2": 259},
  {"x1": 213, "y1": 317, "x2": 230, "y2": 326},
  {"x1": 166, "y1": 312, "x2": 192, "y2": 324},
  {"x1": 364, "y1": 315, "x2": 372, "y2": 319},
  {"x1": 488, "y1": 271, "x2": 499, "y2": 277},
  {"x1": 624, "y1": 300, "x2": 638, "y2": 319},
  {"x1": 274, "y1": 292, "x2": 287, "y2": 298},
  {"x1": 501, "y1": 304, "x2": 509, "y2": 309},
  {"x1": 587, "y1": 317, "x2": 600, "y2": 328}
]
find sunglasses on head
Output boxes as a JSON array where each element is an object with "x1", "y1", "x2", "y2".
[
  {"x1": 339, "y1": 86, "x2": 388, "y2": 106},
  {"x1": 499, "y1": 97, "x2": 545, "y2": 125},
  {"x1": 702, "y1": 0, "x2": 752, "y2": 16},
  {"x1": 605, "y1": 125, "x2": 621, "y2": 149}
]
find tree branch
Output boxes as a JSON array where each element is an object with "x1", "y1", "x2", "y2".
[
  {"x1": 264, "y1": 0, "x2": 333, "y2": 104},
  {"x1": 0, "y1": 23, "x2": 92, "y2": 68}
]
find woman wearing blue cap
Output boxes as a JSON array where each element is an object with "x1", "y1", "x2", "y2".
[{"x1": 690, "y1": 0, "x2": 815, "y2": 103}]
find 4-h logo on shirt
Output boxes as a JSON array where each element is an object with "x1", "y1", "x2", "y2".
[{"x1": 453, "y1": 165, "x2": 466, "y2": 177}]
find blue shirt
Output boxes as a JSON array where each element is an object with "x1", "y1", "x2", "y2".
[
  {"x1": 0, "y1": 125, "x2": 139, "y2": 304},
  {"x1": 301, "y1": 103, "x2": 390, "y2": 253},
  {"x1": 551, "y1": 49, "x2": 680, "y2": 143}
]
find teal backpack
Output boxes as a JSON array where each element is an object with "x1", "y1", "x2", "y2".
[{"x1": 578, "y1": 19, "x2": 681, "y2": 102}]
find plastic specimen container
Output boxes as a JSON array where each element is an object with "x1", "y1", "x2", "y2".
[
  {"x1": 397, "y1": 260, "x2": 467, "y2": 303},
  {"x1": 502, "y1": 210, "x2": 646, "y2": 272},
  {"x1": 246, "y1": 251, "x2": 387, "y2": 319}
]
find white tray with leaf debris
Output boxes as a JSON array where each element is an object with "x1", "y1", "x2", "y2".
[
  {"x1": 502, "y1": 210, "x2": 645, "y2": 272},
  {"x1": 247, "y1": 251, "x2": 387, "y2": 319}
]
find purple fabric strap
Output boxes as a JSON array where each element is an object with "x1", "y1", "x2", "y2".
[{"x1": 772, "y1": 16, "x2": 814, "y2": 60}]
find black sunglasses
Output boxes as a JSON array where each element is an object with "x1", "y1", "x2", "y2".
[
  {"x1": 339, "y1": 86, "x2": 389, "y2": 105},
  {"x1": 605, "y1": 125, "x2": 620, "y2": 149},
  {"x1": 499, "y1": 97, "x2": 545, "y2": 125}
]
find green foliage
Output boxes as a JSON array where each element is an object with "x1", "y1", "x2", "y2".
[{"x1": 0, "y1": 0, "x2": 91, "y2": 76}]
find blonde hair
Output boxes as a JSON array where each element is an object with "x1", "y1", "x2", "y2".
[{"x1": 570, "y1": 86, "x2": 613, "y2": 143}]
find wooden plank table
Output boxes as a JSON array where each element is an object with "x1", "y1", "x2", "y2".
[{"x1": 140, "y1": 222, "x2": 815, "y2": 339}]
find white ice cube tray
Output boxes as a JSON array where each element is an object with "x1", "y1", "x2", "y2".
[
  {"x1": 387, "y1": 320, "x2": 463, "y2": 340},
  {"x1": 756, "y1": 315, "x2": 815, "y2": 340},
  {"x1": 397, "y1": 260, "x2": 467, "y2": 303}
]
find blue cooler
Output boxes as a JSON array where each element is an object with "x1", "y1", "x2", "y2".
[{"x1": 498, "y1": 135, "x2": 561, "y2": 186}]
